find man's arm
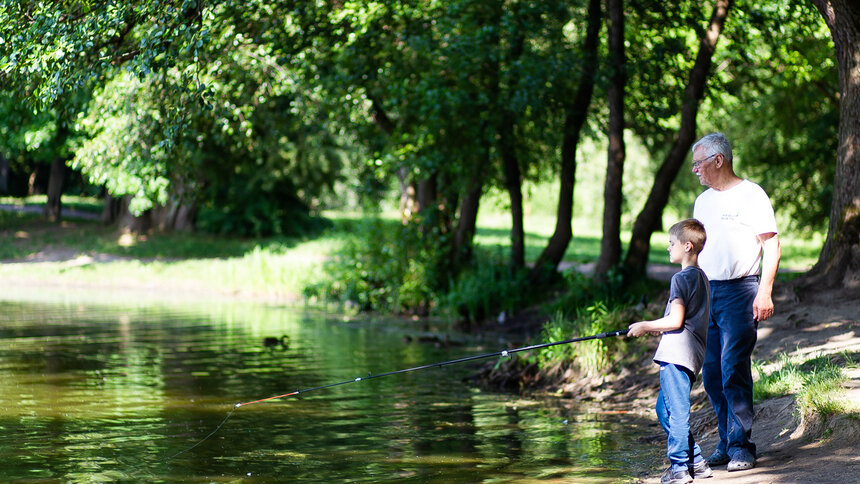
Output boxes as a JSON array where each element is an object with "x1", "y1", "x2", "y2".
[{"x1": 754, "y1": 232, "x2": 781, "y2": 321}]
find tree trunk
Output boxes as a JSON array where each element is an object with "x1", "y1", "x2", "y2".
[
  {"x1": 44, "y1": 156, "x2": 66, "y2": 222},
  {"x1": 416, "y1": 176, "x2": 437, "y2": 215},
  {"x1": 27, "y1": 167, "x2": 38, "y2": 196},
  {"x1": 369, "y1": 94, "x2": 420, "y2": 222},
  {"x1": 500, "y1": 14, "x2": 527, "y2": 270},
  {"x1": 117, "y1": 196, "x2": 152, "y2": 233},
  {"x1": 453, "y1": 182, "x2": 483, "y2": 268},
  {"x1": 530, "y1": 0, "x2": 602, "y2": 280},
  {"x1": 622, "y1": 0, "x2": 733, "y2": 276},
  {"x1": 595, "y1": 0, "x2": 627, "y2": 276},
  {"x1": 114, "y1": 186, "x2": 198, "y2": 233},
  {"x1": 101, "y1": 193, "x2": 122, "y2": 225},
  {"x1": 0, "y1": 153, "x2": 8, "y2": 194},
  {"x1": 802, "y1": 0, "x2": 860, "y2": 290},
  {"x1": 500, "y1": 114, "x2": 525, "y2": 270}
]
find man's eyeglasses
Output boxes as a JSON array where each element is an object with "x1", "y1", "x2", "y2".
[{"x1": 692, "y1": 153, "x2": 717, "y2": 169}]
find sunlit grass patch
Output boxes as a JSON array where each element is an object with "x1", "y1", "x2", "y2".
[{"x1": 754, "y1": 352, "x2": 855, "y2": 418}]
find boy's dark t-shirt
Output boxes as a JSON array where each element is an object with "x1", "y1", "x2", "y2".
[{"x1": 653, "y1": 266, "x2": 710, "y2": 375}]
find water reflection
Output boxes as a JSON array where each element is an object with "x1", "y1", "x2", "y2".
[{"x1": 0, "y1": 297, "x2": 661, "y2": 482}]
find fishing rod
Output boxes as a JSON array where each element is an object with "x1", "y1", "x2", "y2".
[{"x1": 234, "y1": 328, "x2": 629, "y2": 408}]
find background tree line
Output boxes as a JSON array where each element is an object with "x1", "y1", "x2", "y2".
[{"x1": 1, "y1": 0, "x2": 857, "y2": 315}]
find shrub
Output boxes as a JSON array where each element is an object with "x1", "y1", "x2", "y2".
[
  {"x1": 196, "y1": 173, "x2": 330, "y2": 237},
  {"x1": 438, "y1": 248, "x2": 530, "y2": 324},
  {"x1": 303, "y1": 217, "x2": 442, "y2": 314}
]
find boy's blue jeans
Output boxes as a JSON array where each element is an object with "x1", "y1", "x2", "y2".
[
  {"x1": 657, "y1": 362, "x2": 703, "y2": 472},
  {"x1": 701, "y1": 276, "x2": 759, "y2": 458}
]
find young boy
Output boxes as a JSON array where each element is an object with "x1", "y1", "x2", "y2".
[{"x1": 628, "y1": 219, "x2": 712, "y2": 484}]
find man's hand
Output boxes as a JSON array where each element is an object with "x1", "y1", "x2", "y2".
[
  {"x1": 754, "y1": 232, "x2": 780, "y2": 322},
  {"x1": 753, "y1": 291, "x2": 774, "y2": 321}
]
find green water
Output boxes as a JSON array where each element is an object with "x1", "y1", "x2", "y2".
[{"x1": 0, "y1": 297, "x2": 660, "y2": 482}]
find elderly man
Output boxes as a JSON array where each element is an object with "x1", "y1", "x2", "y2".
[{"x1": 691, "y1": 132, "x2": 781, "y2": 472}]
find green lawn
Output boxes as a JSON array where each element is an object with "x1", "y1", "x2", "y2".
[{"x1": 0, "y1": 196, "x2": 823, "y2": 300}]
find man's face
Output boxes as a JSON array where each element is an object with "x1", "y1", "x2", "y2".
[{"x1": 691, "y1": 147, "x2": 717, "y2": 187}]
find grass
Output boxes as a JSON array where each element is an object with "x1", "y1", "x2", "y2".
[
  {"x1": 0, "y1": 193, "x2": 826, "y2": 300},
  {"x1": 0, "y1": 201, "x2": 364, "y2": 299},
  {"x1": 753, "y1": 352, "x2": 857, "y2": 418},
  {"x1": 0, "y1": 195, "x2": 103, "y2": 214}
]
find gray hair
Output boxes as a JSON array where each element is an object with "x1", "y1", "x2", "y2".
[{"x1": 692, "y1": 132, "x2": 733, "y2": 165}]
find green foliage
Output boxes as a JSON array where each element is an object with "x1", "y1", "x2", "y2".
[
  {"x1": 0, "y1": 1, "x2": 208, "y2": 108},
  {"x1": 538, "y1": 302, "x2": 633, "y2": 374},
  {"x1": 303, "y1": 217, "x2": 443, "y2": 314},
  {"x1": 554, "y1": 266, "x2": 642, "y2": 311},
  {"x1": 754, "y1": 353, "x2": 853, "y2": 417},
  {"x1": 698, "y1": 0, "x2": 837, "y2": 234},
  {"x1": 0, "y1": 0, "x2": 840, "y2": 305},
  {"x1": 438, "y1": 248, "x2": 530, "y2": 324},
  {"x1": 195, "y1": 173, "x2": 330, "y2": 237}
]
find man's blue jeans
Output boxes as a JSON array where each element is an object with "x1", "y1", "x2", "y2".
[
  {"x1": 702, "y1": 276, "x2": 759, "y2": 458},
  {"x1": 657, "y1": 362, "x2": 703, "y2": 472}
]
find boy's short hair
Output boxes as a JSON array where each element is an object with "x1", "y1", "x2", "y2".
[{"x1": 669, "y1": 218, "x2": 707, "y2": 255}]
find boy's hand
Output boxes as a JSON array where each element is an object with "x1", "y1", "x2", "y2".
[{"x1": 627, "y1": 322, "x2": 647, "y2": 337}]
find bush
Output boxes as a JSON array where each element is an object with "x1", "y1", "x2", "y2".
[
  {"x1": 437, "y1": 248, "x2": 530, "y2": 324},
  {"x1": 303, "y1": 217, "x2": 443, "y2": 314},
  {"x1": 196, "y1": 173, "x2": 330, "y2": 237},
  {"x1": 553, "y1": 266, "x2": 641, "y2": 312}
]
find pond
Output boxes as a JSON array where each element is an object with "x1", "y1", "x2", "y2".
[{"x1": 0, "y1": 294, "x2": 662, "y2": 482}]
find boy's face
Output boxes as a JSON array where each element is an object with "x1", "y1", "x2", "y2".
[{"x1": 667, "y1": 235, "x2": 687, "y2": 264}]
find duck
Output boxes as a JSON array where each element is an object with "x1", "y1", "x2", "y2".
[{"x1": 263, "y1": 335, "x2": 289, "y2": 348}]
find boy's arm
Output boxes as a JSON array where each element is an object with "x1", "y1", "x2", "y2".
[{"x1": 627, "y1": 299, "x2": 685, "y2": 337}]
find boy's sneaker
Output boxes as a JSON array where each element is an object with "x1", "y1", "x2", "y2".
[
  {"x1": 691, "y1": 460, "x2": 713, "y2": 479},
  {"x1": 661, "y1": 467, "x2": 693, "y2": 484},
  {"x1": 705, "y1": 449, "x2": 730, "y2": 466}
]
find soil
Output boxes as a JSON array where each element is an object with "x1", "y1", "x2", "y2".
[{"x1": 2, "y1": 241, "x2": 858, "y2": 483}]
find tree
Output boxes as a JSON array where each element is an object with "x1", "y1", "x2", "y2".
[
  {"x1": 712, "y1": 1, "x2": 837, "y2": 237},
  {"x1": 0, "y1": 1, "x2": 208, "y2": 224},
  {"x1": 530, "y1": 0, "x2": 602, "y2": 279},
  {"x1": 594, "y1": 0, "x2": 627, "y2": 276},
  {"x1": 0, "y1": 92, "x2": 77, "y2": 214},
  {"x1": 803, "y1": 0, "x2": 860, "y2": 290},
  {"x1": 2, "y1": 1, "x2": 353, "y2": 233},
  {"x1": 622, "y1": 0, "x2": 734, "y2": 276}
]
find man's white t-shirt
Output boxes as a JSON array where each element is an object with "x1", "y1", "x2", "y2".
[{"x1": 693, "y1": 179, "x2": 778, "y2": 281}]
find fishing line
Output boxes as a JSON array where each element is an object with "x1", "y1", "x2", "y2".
[
  {"x1": 127, "y1": 406, "x2": 237, "y2": 478},
  {"x1": 164, "y1": 406, "x2": 237, "y2": 461},
  {"x1": 159, "y1": 328, "x2": 628, "y2": 466}
]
